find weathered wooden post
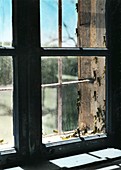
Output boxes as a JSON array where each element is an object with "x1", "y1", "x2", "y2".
[{"x1": 77, "y1": 0, "x2": 106, "y2": 133}]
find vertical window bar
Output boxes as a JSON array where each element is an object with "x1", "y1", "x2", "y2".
[{"x1": 58, "y1": 0, "x2": 62, "y2": 133}]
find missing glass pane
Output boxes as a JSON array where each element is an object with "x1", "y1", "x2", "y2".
[
  {"x1": 0, "y1": 0, "x2": 12, "y2": 47},
  {"x1": 0, "y1": 56, "x2": 13, "y2": 149},
  {"x1": 77, "y1": 0, "x2": 106, "y2": 48},
  {"x1": 41, "y1": 56, "x2": 106, "y2": 144},
  {"x1": 78, "y1": 56, "x2": 106, "y2": 135}
]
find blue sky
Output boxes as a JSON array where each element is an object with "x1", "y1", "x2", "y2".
[
  {"x1": 0, "y1": 0, "x2": 12, "y2": 42},
  {"x1": 0, "y1": 0, "x2": 77, "y2": 46}
]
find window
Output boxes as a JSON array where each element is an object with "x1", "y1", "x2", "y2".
[
  {"x1": 0, "y1": 0, "x2": 120, "y2": 168},
  {"x1": 42, "y1": 55, "x2": 106, "y2": 144},
  {"x1": 0, "y1": 0, "x2": 13, "y2": 150},
  {"x1": 41, "y1": 0, "x2": 108, "y2": 152},
  {"x1": 0, "y1": 56, "x2": 13, "y2": 149}
]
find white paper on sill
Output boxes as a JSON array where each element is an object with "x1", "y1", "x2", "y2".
[
  {"x1": 50, "y1": 153, "x2": 105, "y2": 168},
  {"x1": 50, "y1": 148, "x2": 121, "y2": 168},
  {"x1": 90, "y1": 148, "x2": 121, "y2": 159},
  {"x1": 97, "y1": 165, "x2": 120, "y2": 170}
]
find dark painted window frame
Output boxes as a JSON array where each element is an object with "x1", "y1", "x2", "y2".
[{"x1": 0, "y1": 0, "x2": 119, "y2": 168}]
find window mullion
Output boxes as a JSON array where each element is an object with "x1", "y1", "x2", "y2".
[
  {"x1": 40, "y1": 47, "x2": 109, "y2": 56},
  {"x1": 13, "y1": 0, "x2": 30, "y2": 157},
  {"x1": 13, "y1": 0, "x2": 41, "y2": 157},
  {"x1": 0, "y1": 47, "x2": 15, "y2": 56}
]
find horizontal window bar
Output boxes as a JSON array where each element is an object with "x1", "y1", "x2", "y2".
[
  {"x1": 41, "y1": 79, "x2": 94, "y2": 88},
  {"x1": 0, "y1": 47, "x2": 109, "y2": 56},
  {"x1": 40, "y1": 47, "x2": 110, "y2": 56},
  {"x1": 0, "y1": 47, "x2": 15, "y2": 56}
]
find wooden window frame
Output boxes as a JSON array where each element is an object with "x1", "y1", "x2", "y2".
[
  {"x1": 0, "y1": 0, "x2": 117, "y2": 168},
  {"x1": 41, "y1": 47, "x2": 111, "y2": 159}
]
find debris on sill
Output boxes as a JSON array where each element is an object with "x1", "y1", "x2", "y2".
[
  {"x1": 0, "y1": 139, "x2": 4, "y2": 144},
  {"x1": 42, "y1": 128, "x2": 104, "y2": 144},
  {"x1": 0, "y1": 138, "x2": 14, "y2": 150}
]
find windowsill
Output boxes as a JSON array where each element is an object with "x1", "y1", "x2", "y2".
[
  {"x1": 3, "y1": 148, "x2": 121, "y2": 170},
  {"x1": 43, "y1": 131, "x2": 106, "y2": 144},
  {"x1": 0, "y1": 147, "x2": 16, "y2": 155},
  {"x1": 44, "y1": 133, "x2": 107, "y2": 147}
]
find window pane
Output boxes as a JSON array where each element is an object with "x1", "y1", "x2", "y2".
[
  {"x1": 0, "y1": 0, "x2": 12, "y2": 46},
  {"x1": 40, "y1": 0, "x2": 58, "y2": 47},
  {"x1": 42, "y1": 84, "x2": 78, "y2": 144},
  {"x1": 41, "y1": 56, "x2": 78, "y2": 84},
  {"x1": 62, "y1": 0, "x2": 77, "y2": 47},
  {"x1": 41, "y1": 57, "x2": 58, "y2": 84},
  {"x1": 41, "y1": 56, "x2": 106, "y2": 144},
  {"x1": 78, "y1": 0, "x2": 106, "y2": 47},
  {"x1": 40, "y1": 0, "x2": 77, "y2": 47},
  {"x1": 0, "y1": 56, "x2": 13, "y2": 149},
  {"x1": 62, "y1": 57, "x2": 78, "y2": 81}
]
